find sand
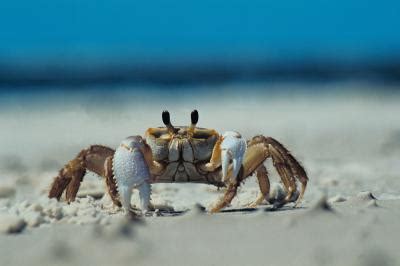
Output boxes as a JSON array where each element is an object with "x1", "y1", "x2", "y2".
[
  {"x1": 1, "y1": 196, "x2": 399, "y2": 266},
  {"x1": 0, "y1": 84, "x2": 399, "y2": 265}
]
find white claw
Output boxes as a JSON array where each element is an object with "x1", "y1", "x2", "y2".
[
  {"x1": 221, "y1": 131, "x2": 247, "y2": 183},
  {"x1": 113, "y1": 136, "x2": 151, "y2": 214}
]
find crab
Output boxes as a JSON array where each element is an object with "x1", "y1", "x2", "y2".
[{"x1": 48, "y1": 110, "x2": 308, "y2": 213}]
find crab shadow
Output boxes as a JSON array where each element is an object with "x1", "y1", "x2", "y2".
[
  {"x1": 144, "y1": 204, "x2": 305, "y2": 217},
  {"x1": 220, "y1": 205, "x2": 305, "y2": 214}
]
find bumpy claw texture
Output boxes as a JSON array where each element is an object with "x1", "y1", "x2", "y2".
[{"x1": 113, "y1": 136, "x2": 152, "y2": 213}]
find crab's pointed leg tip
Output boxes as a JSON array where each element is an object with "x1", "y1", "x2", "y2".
[{"x1": 192, "y1": 203, "x2": 206, "y2": 212}]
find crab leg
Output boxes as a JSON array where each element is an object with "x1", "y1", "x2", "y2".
[
  {"x1": 210, "y1": 135, "x2": 308, "y2": 212},
  {"x1": 248, "y1": 164, "x2": 270, "y2": 207},
  {"x1": 210, "y1": 180, "x2": 241, "y2": 213},
  {"x1": 104, "y1": 156, "x2": 121, "y2": 206},
  {"x1": 48, "y1": 145, "x2": 122, "y2": 206},
  {"x1": 248, "y1": 135, "x2": 308, "y2": 206},
  {"x1": 48, "y1": 153, "x2": 86, "y2": 203}
]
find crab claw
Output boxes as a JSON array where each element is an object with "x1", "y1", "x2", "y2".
[
  {"x1": 113, "y1": 136, "x2": 151, "y2": 214},
  {"x1": 221, "y1": 131, "x2": 247, "y2": 183}
]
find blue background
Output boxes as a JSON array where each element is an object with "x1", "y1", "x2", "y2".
[{"x1": 1, "y1": 0, "x2": 399, "y2": 64}]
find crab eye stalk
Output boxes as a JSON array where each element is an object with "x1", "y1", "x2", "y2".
[
  {"x1": 162, "y1": 110, "x2": 178, "y2": 135},
  {"x1": 162, "y1": 110, "x2": 171, "y2": 126},
  {"x1": 188, "y1": 109, "x2": 199, "y2": 138},
  {"x1": 191, "y1": 109, "x2": 199, "y2": 125}
]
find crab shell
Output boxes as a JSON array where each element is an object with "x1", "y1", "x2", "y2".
[{"x1": 145, "y1": 126, "x2": 224, "y2": 185}]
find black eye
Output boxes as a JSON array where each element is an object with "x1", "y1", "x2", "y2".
[
  {"x1": 191, "y1": 110, "x2": 199, "y2": 124},
  {"x1": 162, "y1": 110, "x2": 171, "y2": 125}
]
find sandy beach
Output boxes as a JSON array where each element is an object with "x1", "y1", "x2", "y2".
[{"x1": 0, "y1": 84, "x2": 399, "y2": 265}]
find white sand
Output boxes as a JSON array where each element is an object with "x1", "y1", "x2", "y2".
[{"x1": 0, "y1": 84, "x2": 400, "y2": 265}]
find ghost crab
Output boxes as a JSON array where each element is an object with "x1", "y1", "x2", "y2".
[{"x1": 48, "y1": 110, "x2": 308, "y2": 213}]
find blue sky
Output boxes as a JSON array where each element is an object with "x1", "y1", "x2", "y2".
[{"x1": 1, "y1": 0, "x2": 399, "y2": 63}]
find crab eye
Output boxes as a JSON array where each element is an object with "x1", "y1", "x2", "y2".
[
  {"x1": 191, "y1": 110, "x2": 199, "y2": 125},
  {"x1": 162, "y1": 110, "x2": 171, "y2": 126}
]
